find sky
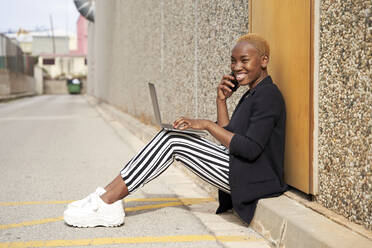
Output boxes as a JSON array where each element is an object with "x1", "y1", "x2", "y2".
[{"x1": 0, "y1": 0, "x2": 80, "y2": 35}]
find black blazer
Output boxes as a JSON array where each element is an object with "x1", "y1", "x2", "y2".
[{"x1": 216, "y1": 75, "x2": 288, "y2": 224}]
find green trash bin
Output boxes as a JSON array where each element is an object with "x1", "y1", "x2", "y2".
[{"x1": 68, "y1": 83, "x2": 81, "y2": 94}]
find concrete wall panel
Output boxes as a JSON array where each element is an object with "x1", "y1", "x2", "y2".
[
  {"x1": 44, "y1": 79, "x2": 68, "y2": 94},
  {"x1": 9, "y1": 73, "x2": 35, "y2": 94},
  {"x1": 0, "y1": 69, "x2": 10, "y2": 95}
]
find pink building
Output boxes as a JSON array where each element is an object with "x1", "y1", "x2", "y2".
[
  {"x1": 37, "y1": 15, "x2": 88, "y2": 80},
  {"x1": 71, "y1": 15, "x2": 88, "y2": 55}
]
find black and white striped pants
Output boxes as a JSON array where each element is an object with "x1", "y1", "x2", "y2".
[{"x1": 120, "y1": 129, "x2": 231, "y2": 193}]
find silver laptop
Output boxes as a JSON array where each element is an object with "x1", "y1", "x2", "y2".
[{"x1": 148, "y1": 83, "x2": 207, "y2": 136}]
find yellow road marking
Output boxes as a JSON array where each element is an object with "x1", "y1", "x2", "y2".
[
  {"x1": 0, "y1": 197, "x2": 214, "y2": 206},
  {"x1": 0, "y1": 201, "x2": 72, "y2": 206},
  {"x1": 179, "y1": 198, "x2": 215, "y2": 204},
  {"x1": 126, "y1": 198, "x2": 214, "y2": 212},
  {"x1": 0, "y1": 198, "x2": 215, "y2": 230},
  {"x1": 125, "y1": 197, "x2": 183, "y2": 203},
  {"x1": 0, "y1": 217, "x2": 63, "y2": 230},
  {"x1": 0, "y1": 235, "x2": 263, "y2": 247},
  {"x1": 125, "y1": 201, "x2": 184, "y2": 212}
]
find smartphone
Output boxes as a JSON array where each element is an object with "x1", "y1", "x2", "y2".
[{"x1": 229, "y1": 72, "x2": 239, "y2": 92}]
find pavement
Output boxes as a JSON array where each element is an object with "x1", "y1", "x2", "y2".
[{"x1": 0, "y1": 95, "x2": 270, "y2": 248}]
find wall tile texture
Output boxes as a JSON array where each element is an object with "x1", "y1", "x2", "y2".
[{"x1": 318, "y1": 0, "x2": 371, "y2": 229}]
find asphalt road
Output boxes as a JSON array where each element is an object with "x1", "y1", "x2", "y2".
[{"x1": 0, "y1": 95, "x2": 269, "y2": 248}]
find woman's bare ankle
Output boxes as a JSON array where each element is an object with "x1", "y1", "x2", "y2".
[
  {"x1": 100, "y1": 179, "x2": 129, "y2": 204},
  {"x1": 104, "y1": 174, "x2": 126, "y2": 192},
  {"x1": 100, "y1": 192, "x2": 117, "y2": 204}
]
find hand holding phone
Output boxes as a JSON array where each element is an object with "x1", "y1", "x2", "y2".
[{"x1": 229, "y1": 72, "x2": 239, "y2": 92}]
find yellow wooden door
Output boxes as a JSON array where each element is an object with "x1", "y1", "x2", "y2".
[{"x1": 250, "y1": 0, "x2": 313, "y2": 193}]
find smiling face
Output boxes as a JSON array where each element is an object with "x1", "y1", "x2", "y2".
[{"x1": 230, "y1": 41, "x2": 269, "y2": 88}]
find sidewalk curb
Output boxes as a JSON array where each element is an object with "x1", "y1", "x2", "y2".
[
  {"x1": 0, "y1": 92, "x2": 37, "y2": 102},
  {"x1": 87, "y1": 96, "x2": 372, "y2": 248}
]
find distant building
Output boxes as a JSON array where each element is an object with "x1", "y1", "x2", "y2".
[
  {"x1": 10, "y1": 29, "x2": 33, "y2": 54},
  {"x1": 6, "y1": 29, "x2": 32, "y2": 54},
  {"x1": 71, "y1": 15, "x2": 88, "y2": 55},
  {"x1": 37, "y1": 54, "x2": 87, "y2": 79},
  {"x1": 32, "y1": 34, "x2": 69, "y2": 55},
  {"x1": 7, "y1": 29, "x2": 71, "y2": 56},
  {"x1": 38, "y1": 15, "x2": 88, "y2": 79},
  {"x1": 5, "y1": 14, "x2": 88, "y2": 80}
]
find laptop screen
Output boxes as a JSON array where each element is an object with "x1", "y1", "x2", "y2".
[{"x1": 148, "y1": 83, "x2": 162, "y2": 125}]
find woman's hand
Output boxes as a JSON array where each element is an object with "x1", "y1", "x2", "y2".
[
  {"x1": 217, "y1": 74, "x2": 237, "y2": 101},
  {"x1": 173, "y1": 117, "x2": 209, "y2": 130},
  {"x1": 173, "y1": 117, "x2": 234, "y2": 147}
]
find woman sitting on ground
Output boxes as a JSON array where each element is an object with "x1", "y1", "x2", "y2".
[{"x1": 64, "y1": 33, "x2": 288, "y2": 227}]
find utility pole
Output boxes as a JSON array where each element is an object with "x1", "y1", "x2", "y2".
[{"x1": 49, "y1": 14, "x2": 56, "y2": 54}]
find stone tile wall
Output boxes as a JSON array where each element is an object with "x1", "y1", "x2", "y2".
[{"x1": 317, "y1": 0, "x2": 371, "y2": 229}]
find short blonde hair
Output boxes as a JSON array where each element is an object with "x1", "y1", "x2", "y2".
[{"x1": 237, "y1": 33, "x2": 270, "y2": 57}]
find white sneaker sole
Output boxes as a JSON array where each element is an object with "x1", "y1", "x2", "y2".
[{"x1": 64, "y1": 213, "x2": 125, "y2": 228}]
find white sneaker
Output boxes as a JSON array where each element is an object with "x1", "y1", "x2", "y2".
[
  {"x1": 63, "y1": 193, "x2": 125, "y2": 227},
  {"x1": 68, "y1": 187, "x2": 106, "y2": 209}
]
